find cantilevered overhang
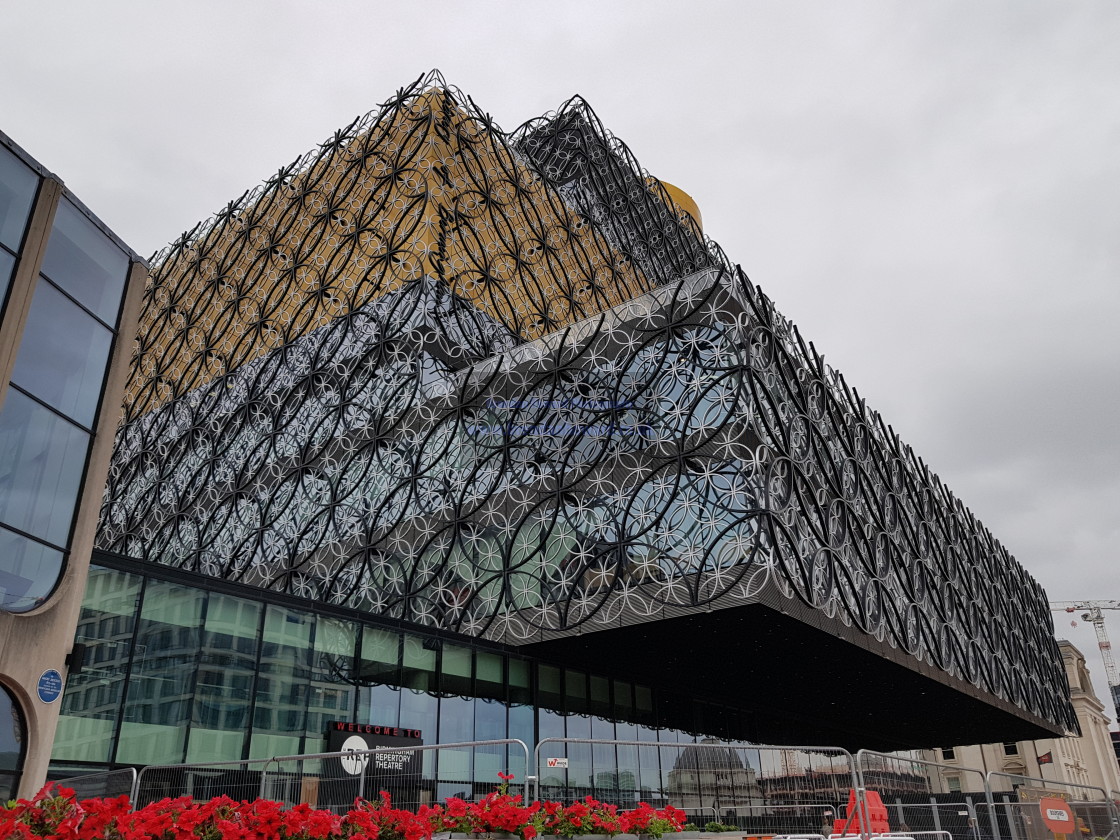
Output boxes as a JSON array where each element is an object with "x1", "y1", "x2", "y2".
[{"x1": 521, "y1": 589, "x2": 1070, "y2": 751}]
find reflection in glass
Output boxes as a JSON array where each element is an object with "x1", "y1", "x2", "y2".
[
  {"x1": 0, "y1": 389, "x2": 89, "y2": 547},
  {"x1": 437, "y1": 695, "x2": 474, "y2": 781},
  {"x1": 188, "y1": 593, "x2": 262, "y2": 762},
  {"x1": 251, "y1": 606, "x2": 313, "y2": 759},
  {"x1": 117, "y1": 580, "x2": 205, "y2": 765},
  {"x1": 440, "y1": 643, "x2": 472, "y2": 696},
  {"x1": 54, "y1": 566, "x2": 142, "y2": 763},
  {"x1": 474, "y1": 697, "x2": 507, "y2": 782},
  {"x1": 0, "y1": 146, "x2": 37, "y2": 253},
  {"x1": 0, "y1": 682, "x2": 24, "y2": 801},
  {"x1": 39, "y1": 199, "x2": 127, "y2": 324},
  {"x1": 0, "y1": 526, "x2": 65, "y2": 612},
  {"x1": 11, "y1": 279, "x2": 113, "y2": 426},
  {"x1": 305, "y1": 618, "x2": 356, "y2": 754},
  {"x1": 402, "y1": 636, "x2": 436, "y2": 692},
  {"x1": 0, "y1": 250, "x2": 14, "y2": 318},
  {"x1": 362, "y1": 683, "x2": 401, "y2": 728}
]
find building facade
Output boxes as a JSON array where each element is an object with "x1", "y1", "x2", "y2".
[
  {"x1": 925, "y1": 641, "x2": 1120, "y2": 797},
  {"x1": 21, "y1": 72, "x2": 1079, "y2": 794},
  {"x1": 0, "y1": 129, "x2": 146, "y2": 798}
]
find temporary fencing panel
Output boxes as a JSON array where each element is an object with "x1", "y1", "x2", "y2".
[
  {"x1": 534, "y1": 739, "x2": 856, "y2": 836},
  {"x1": 261, "y1": 739, "x2": 530, "y2": 811},
  {"x1": 983, "y1": 772, "x2": 1120, "y2": 840},
  {"x1": 856, "y1": 750, "x2": 996, "y2": 840},
  {"x1": 54, "y1": 768, "x2": 137, "y2": 800},
  {"x1": 133, "y1": 758, "x2": 277, "y2": 807}
]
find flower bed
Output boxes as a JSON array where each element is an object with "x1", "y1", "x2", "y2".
[{"x1": 0, "y1": 777, "x2": 686, "y2": 840}]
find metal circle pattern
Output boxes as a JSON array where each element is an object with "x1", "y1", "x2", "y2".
[{"x1": 97, "y1": 71, "x2": 1075, "y2": 736}]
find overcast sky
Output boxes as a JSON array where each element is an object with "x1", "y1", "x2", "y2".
[{"x1": 3, "y1": 1, "x2": 1118, "y2": 729}]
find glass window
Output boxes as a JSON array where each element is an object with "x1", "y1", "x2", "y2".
[
  {"x1": 0, "y1": 146, "x2": 37, "y2": 253},
  {"x1": 11, "y1": 279, "x2": 113, "y2": 426},
  {"x1": 437, "y1": 695, "x2": 474, "y2": 761},
  {"x1": 941, "y1": 747, "x2": 956, "y2": 761},
  {"x1": 398, "y1": 688, "x2": 438, "y2": 747},
  {"x1": 508, "y1": 658, "x2": 530, "y2": 706},
  {"x1": 305, "y1": 617, "x2": 356, "y2": 752},
  {"x1": 252, "y1": 606, "x2": 314, "y2": 756},
  {"x1": 187, "y1": 593, "x2": 261, "y2": 763},
  {"x1": 362, "y1": 683, "x2": 401, "y2": 728},
  {"x1": 54, "y1": 566, "x2": 142, "y2": 763},
  {"x1": 0, "y1": 250, "x2": 14, "y2": 317},
  {"x1": 402, "y1": 635, "x2": 437, "y2": 692},
  {"x1": 475, "y1": 650, "x2": 504, "y2": 702},
  {"x1": 473, "y1": 698, "x2": 508, "y2": 784},
  {"x1": 117, "y1": 580, "x2": 205, "y2": 765},
  {"x1": 565, "y1": 669, "x2": 588, "y2": 715},
  {"x1": 589, "y1": 674, "x2": 611, "y2": 715},
  {"x1": 1002, "y1": 741, "x2": 1019, "y2": 756},
  {"x1": 359, "y1": 626, "x2": 400, "y2": 685},
  {"x1": 440, "y1": 643, "x2": 472, "y2": 696},
  {"x1": 0, "y1": 525, "x2": 65, "y2": 612},
  {"x1": 39, "y1": 199, "x2": 127, "y2": 324},
  {"x1": 0, "y1": 388, "x2": 90, "y2": 547},
  {"x1": 0, "y1": 682, "x2": 25, "y2": 802}
]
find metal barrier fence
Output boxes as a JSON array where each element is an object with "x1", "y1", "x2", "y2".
[
  {"x1": 261, "y1": 739, "x2": 530, "y2": 812},
  {"x1": 48, "y1": 737, "x2": 1120, "y2": 840},
  {"x1": 533, "y1": 739, "x2": 860, "y2": 836},
  {"x1": 131, "y1": 739, "x2": 529, "y2": 811},
  {"x1": 982, "y1": 772, "x2": 1120, "y2": 840},
  {"x1": 55, "y1": 767, "x2": 137, "y2": 800},
  {"x1": 857, "y1": 750, "x2": 998, "y2": 840},
  {"x1": 134, "y1": 757, "x2": 277, "y2": 807}
]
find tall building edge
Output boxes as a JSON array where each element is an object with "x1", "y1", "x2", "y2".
[{"x1": 0, "y1": 128, "x2": 147, "y2": 797}]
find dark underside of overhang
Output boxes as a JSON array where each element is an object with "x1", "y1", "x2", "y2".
[{"x1": 519, "y1": 601, "x2": 1067, "y2": 752}]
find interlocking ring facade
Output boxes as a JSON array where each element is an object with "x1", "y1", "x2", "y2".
[{"x1": 97, "y1": 71, "x2": 1076, "y2": 734}]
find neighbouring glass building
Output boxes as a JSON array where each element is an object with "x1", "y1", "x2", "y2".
[
  {"x1": 0, "y1": 128, "x2": 146, "y2": 799},
  {"x1": 29, "y1": 73, "x2": 1077, "y2": 795}
]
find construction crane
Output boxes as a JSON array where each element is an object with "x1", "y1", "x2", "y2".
[{"x1": 1049, "y1": 600, "x2": 1120, "y2": 723}]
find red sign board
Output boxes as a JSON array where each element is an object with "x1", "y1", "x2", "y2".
[{"x1": 1038, "y1": 797, "x2": 1075, "y2": 834}]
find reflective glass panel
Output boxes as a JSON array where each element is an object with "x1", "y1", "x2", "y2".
[
  {"x1": 437, "y1": 695, "x2": 474, "y2": 781},
  {"x1": 0, "y1": 388, "x2": 90, "y2": 547},
  {"x1": 251, "y1": 606, "x2": 313, "y2": 758},
  {"x1": 53, "y1": 566, "x2": 142, "y2": 763},
  {"x1": 508, "y1": 703, "x2": 533, "y2": 774},
  {"x1": 0, "y1": 146, "x2": 37, "y2": 252},
  {"x1": 0, "y1": 525, "x2": 65, "y2": 612},
  {"x1": 187, "y1": 593, "x2": 261, "y2": 763},
  {"x1": 361, "y1": 683, "x2": 401, "y2": 728},
  {"x1": 402, "y1": 635, "x2": 436, "y2": 692},
  {"x1": 359, "y1": 626, "x2": 400, "y2": 685},
  {"x1": 0, "y1": 682, "x2": 25, "y2": 775},
  {"x1": 440, "y1": 643, "x2": 472, "y2": 696},
  {"x1": 11, "y1": 279, "x2": 113, "y2": 426},
  {"x1": 0, "y1": 250, "x2": 14, "y2": 317},
  {"x1": 305, "y1": 617, "x2": 356, "y2": 753},
  {"x1": 39, "y1": 199, "x2": 127, "y2": 324},
  {"x1": 117, "y1": 580, "x2": 205, "y2": 765},
  {"x1": 398, "y1": 689, "x2": 438, "y2": 741},
  {"x1": 473, "y1": 697, "x2": 507, "y2": 783}
]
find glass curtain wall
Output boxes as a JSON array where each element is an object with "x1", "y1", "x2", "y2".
[
  {"x1": 52, "y1": 562, "x2": 683, "y2": 799},
  {"x1": 0, "y1": 192, "x2": 130, "y2": 612},
  {"x1": 0, "y1": 683, "x2": 26, "y2": 801}
]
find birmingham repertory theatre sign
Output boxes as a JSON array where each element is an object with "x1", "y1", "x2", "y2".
[{"x1": 95, "y1": 72, "x2": 1075, "y2": 748}]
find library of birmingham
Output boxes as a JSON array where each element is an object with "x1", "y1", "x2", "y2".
[{"x1": 0, "y1": 73, "x2": 1077, "y2": 798}]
